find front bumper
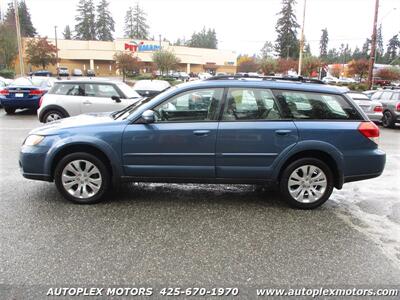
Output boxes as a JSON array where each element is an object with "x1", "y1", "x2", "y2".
[{"x1": 19, "y1": 143, "x2": 52, "y2": 182}]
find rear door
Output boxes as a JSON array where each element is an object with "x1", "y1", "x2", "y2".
[
  {"x1": 49, "y1": 82, "x2": 85, "y2": 116},
  {"x1": 82, "y1": 83, "x2": 134, "y2": 113},
  {"x1": 216, "y1": 88, "x2": 299, "y2": 179}
]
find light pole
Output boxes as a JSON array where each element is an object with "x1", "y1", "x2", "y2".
[
  {"x1": 54, "y1": 26, "x2": 59, "y2": 76},
  {"x1": 298, "y1": 0, "x2": 307, "y2": 76},
  {"x1": 367, "y1": 0, "x2": 380, "y2": 90},
  {"x1": 14, "y1": 0, "x2": 24, "y2": 76}
]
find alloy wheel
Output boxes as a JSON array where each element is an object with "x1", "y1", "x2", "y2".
[
  {"x1": 61, "y1": 160, "x2": 102, "y2": 199},
  {"x1": 45, "y1": 113, "x2": 62, "y2": 123},
  {"x1": 287, "y1": 165, "x2": 327, "y2": 203}
]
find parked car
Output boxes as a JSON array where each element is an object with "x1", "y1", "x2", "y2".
[
  {"x1": 72, "y1": 69, "x2": 83, "y2": 76},
  {"x1": 29, "y1": 70, "x2": 53, "y2": 77},
  {"x1": 86, "y1": 69, "x2": 96, "y2": 77},
  {"x1": 0, "y1": 76, "x2": 13, "y2": 86},
  {"x1": 322, "y1": 76, "x2": 339, "y2": 84},
  {"x1": 58, "y1": 67, "x2": 69, "y2": 77},
  {"x1": 0, "y1": 77, "x2": 56, "y2": 114},
  {"x1": 198, "y1": 72, "x2": 212, "y2": 80},
  {"x1": 133, "y1": 80, "x2": 171, "y2": 97},
  {"x1": 373, "y1": 77, "x2": 391, "y2": 87},
  {"x1": 20, "y1": 76, "x2": 385, "y2": 208},
  {"x1": 347, "y1": 92, "x2": 382, "y2": 123},
  {"x1": 363, "y1": 90, "x2": 379, "y2": 99},
  {"x1": 371, "y1": 89, "x2": 400, "y2": 128},
  {"x1": 338, "y1": 77, "x2": 356, "y2": 84},
  {"x1": 37, "y1": 79, "x2": 142, "y2": 123}
]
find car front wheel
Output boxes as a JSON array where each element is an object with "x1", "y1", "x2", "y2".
[
  {"x1": 280, "y1": 158, "x2": 334, "y2": 209},
  {"x1": 54, "y1": 152, "x2": 110, "y2": 204},
  {"x1": 43, "y1": 110, "x2": 65, "y2": 123}
]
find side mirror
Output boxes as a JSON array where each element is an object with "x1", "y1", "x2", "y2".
[
  {"x1": 141, "y1": 110, "x2": 155, "y2": 124},
  {"x1": 111, "y1": 95, "x2": 121, "y2": 103}
]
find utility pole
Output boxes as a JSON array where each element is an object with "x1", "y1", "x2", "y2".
[
  {"x1": 159, "y1": 34, "x2": 162, "y2": 49},
  {"x1": 367, "y1": 0, "x2": 379, "y2": 90},
  {"x1": 14, "y1": 0, "x2": 24, "y2": 76},
  {"x1": 54, "y1": 26, "x2": 59, "y2": 76},
  {"x1": 298, "y1": 0, "x2": 307, "y2": 76}
]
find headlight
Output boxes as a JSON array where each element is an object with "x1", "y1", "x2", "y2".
[{"x1": 24, "y1": 135, "x2": 44, "y2": 146}]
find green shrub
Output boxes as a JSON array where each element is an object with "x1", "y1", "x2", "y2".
[
  {"x1": 131, "y1": 73, "x2": 154, "y2": 80},
  {"x1": 0, "y1": 69, "x2": 15, "y2": 79}
]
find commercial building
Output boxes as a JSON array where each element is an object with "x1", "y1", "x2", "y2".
[{"x1": 16, "y1": 38, "x2": 237, "y2": 76}]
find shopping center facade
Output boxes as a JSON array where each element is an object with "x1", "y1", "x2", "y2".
[{"x1": 16, "y1": 38, "x2": 237, "y2": 76}]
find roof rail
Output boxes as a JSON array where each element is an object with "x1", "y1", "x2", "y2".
[{"x1": 206, "y1": 74, "x2": 325, "y2": 84}]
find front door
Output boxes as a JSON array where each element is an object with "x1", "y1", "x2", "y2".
[
  {"x1": 122, "y1": 88, "x2": 224, "y2": 178},
  {"x1": 81, "y1": 83, "x2": 134, "y2": 113},
  {"x1": 216, "y1": 88, "x2": 299, "y2": 179}
]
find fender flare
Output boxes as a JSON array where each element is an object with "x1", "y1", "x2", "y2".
[{"x1": 39, "y1": 105, "x2": 70, "y2": 122}]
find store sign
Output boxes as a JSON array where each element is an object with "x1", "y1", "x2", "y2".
[
  {"x1": 124, "y1": 41, "x2": 160, "y2": 53},
  {"x1": 224, "y1": 61, "x2": 235, "y2": 65}
]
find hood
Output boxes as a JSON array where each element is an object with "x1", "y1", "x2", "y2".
[{"x1": 31, "y1": 112, "x2": 119, "y2": 135}]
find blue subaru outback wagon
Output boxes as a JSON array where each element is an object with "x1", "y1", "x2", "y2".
[{"x1": 19, "y1": 76, "x2": 386, "y2": 209}]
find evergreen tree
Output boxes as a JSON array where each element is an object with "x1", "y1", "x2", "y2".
[
  {"x1": 319, "y1": 28, "x2": 328, "y2": 58},
  {"x1": 4, "y1": 1, "x2": 36, "y2": 37},
  {"x1": 63, "y1": 25, "x2": 72, "y2": 39},
  {"x1": 361, "y1": 38, "x2": 371, "y2": 58},
  {"x1": 274, "y1": 0, "x2": 299, "y2": 59},
  {"x1": 260, "y1": 41, "x2": 274, "y2": 58},
  {"x1": 187, "y1": 27, "x2": 217, "y2": 49},
  {"x1": 352, "y1": 46, "x2": 363, "y2": 60},
  {"x1": 124, "y1": 4, "x2": 149, "y2": 39},
  {"x1": 385, "y1": 34, "x2": 400, "y2": 63},
  {"x1": 96, "y1": 0, "x2": 115, "y2": 41},
  {"x1": 74, "y1": 0, "x2": 97, "y2": 40},
  {"x1": 376, "y1": 24, "x2": 384, "y2": 62},
  {"x1": 304, "y1": 43, "x2": 311, "y2": 56}
]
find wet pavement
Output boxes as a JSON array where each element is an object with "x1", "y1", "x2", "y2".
[{"x1": 0, "y1": 110, "x2": 399, "y2": 290}]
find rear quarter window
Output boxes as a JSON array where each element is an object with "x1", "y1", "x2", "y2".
[
  {"x1": 272, "y1": 90, "x2": 362, "y2": 120},
  {"x1": 49, "y1": 83, "x2": 84, "y2": 96}
]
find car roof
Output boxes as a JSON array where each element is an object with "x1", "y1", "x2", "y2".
[
  {"x1": 55, "y1": 78, "x2": 120, "y2": 84},
  {"x1": 176, "y1": 79, "x2": 349, "y2": 94}
]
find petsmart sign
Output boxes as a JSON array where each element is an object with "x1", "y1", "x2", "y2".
[{"x1": 124, "y1": 41, "x2": 160, "y2": 53}]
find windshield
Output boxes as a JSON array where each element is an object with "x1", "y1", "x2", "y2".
[
  {"x1": 116, "y1": 82, "x2": 141, "y2": 98},
  {"x1": 348, "y1": 93, "x2": 370, "y2": 100}
]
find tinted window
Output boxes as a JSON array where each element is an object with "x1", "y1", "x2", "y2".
[
  {"x1": 50, "y1": 83, "x2": 84, "y2": 96},
  {"x1": 85, "y1": 83, "x2": 120, "y2": 98},
  {"x1": 273, "y1": 90, "x2": 361, "y2": 120},
  {"x1": 222, "y1": 88, "x2": 281, "y2": 120},
  {"x1": 153, "y1": 88, "x2": 223, "y2": 122}
]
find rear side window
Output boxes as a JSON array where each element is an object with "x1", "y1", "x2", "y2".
[
  {"x1": 85, "y1": 83, "x2": 121, "y2": 98},
  {"x1": 273, "y1": 90, "x2": 361, "y2": 120},
  {"x1": 380, "y1": 92, "x2": 393, "y2": 100},
  {"x1": 50, "y1": 83, "x2": 84, "y2": 96},
  {"x1": 222, "y1": 88, "x2": 282, "y2": 121}
]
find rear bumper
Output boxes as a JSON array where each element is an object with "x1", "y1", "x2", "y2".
[
  {"x1": 0, "y1": 98, "x2": 40, "y2": 109},
  {"x1": 366, "y1": 112, "x2": 382, "y2": 122}
]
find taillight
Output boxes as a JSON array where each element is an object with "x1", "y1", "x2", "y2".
[
  {"x1": 39, "y1": 96, "x2": 44, "y2": 107},
  {"x1": 0, "y1": 89, "x2": 9, "y2": 95},
  {"x1": 373, "y1": 105, "x2": 383, "y2": 112},
  {"x1": 29, "y1": 90, "x2": 44, "y2": 95},
  {"x1": 358, "y1": 121, "x2": 380, "y2": 144},
  {"x1": 396, "y1": 103, "x2": 400, "y2": 112}
]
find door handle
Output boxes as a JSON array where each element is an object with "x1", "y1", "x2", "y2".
[
  {"x1": 193, "y1": 130, "x2": 210, "y2": 136},
  {"x1": 275, "y1": 129, "x2": 292, "y2": 135},
  {"x1": 83, "y1": 100, "x2": 92, "y2": 105}
]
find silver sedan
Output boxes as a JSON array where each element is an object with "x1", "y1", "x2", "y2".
[{"x1": 347, "y1": 92, "x2": 383, "y2": 123}]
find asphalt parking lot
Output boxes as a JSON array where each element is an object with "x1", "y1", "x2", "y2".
[{"x1": 0, "y1": 110, "x2": 399, "y2": 294}]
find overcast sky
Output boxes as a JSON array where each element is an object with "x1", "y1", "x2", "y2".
[{"x1": 2, "y1": 0, "x2": 400, "y2": 55}]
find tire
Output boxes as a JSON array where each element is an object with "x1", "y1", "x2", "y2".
[
  {"x1": 5, "y1": 107, "x2": 16, "y2": 114},
  {"x1": 279, "y1": 158, "x2": 334, "y2": 209},
  {"x1": 54, "y1": 152, "x2": 110, "y2": 204},
  {"x1": 43, "y1": 109, "x2": 65, "y2": 123},
  {"x1": 382, "y1": 111, "x2": 395, "y2": 128}
]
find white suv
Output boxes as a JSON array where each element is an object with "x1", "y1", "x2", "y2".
[{"x1": 38, "y1": 79, "x2": 142, "y2": 123}]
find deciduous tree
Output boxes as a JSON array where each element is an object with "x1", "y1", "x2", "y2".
[
  {"x1": 259, "y1": 58, "x2": 277, "y2": 75},
  {"x1": 0, "y1": 24, "x2": 18, "y2": 69},
  {"x1": 376, "y1": 67, "x2": 400, "y2": 81},
  {"x1": 260, "y1": 41, "x2": 274, "y2": 58},
  {"x1": 113, "y1": 51, "x2": 142, "y2": 81},
  {"x1": 237, "y1": 55, "x2": 259, "y2": 73},
  {"x1": 25, "y1": 37, "x2": 58, "y2": 69},
  {"x1": 152, "y1": 49, "x2": 180, "y2": 76},
  {"x1": 347, "y1": 59, "x2": 369, "y2": 82}
]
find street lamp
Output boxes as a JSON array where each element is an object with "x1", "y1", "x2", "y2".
[
  {"x1": 54, "y1": 26, "x2": 59, "y2": 77},
  {"x1": 298, "y1": 0, "x2": 307, "y2": 76}
]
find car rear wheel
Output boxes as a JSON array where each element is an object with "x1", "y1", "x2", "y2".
[
  {"x1": 54, "y1": 152, "x2": 110, "y2": 204},
  {"x1": 43, "y1": 110, "x2": 65, "y2": 123},
  {"x1": 382, "y1": 111, "x2": 395, "y2": 128},
  {"x1": 280, "y1": 158, "x2": 334, "y2": 209},
  {"x1": 5, "y1": 107, "x2": 16, "y2": 114}
]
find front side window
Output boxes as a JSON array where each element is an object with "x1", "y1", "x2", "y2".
[
  {"x1": 273, "y1": 90, "x2": 361, "y2": 120},
  {"x1": 222, "y1": 88, "x2": 282, "y2": 121},
  {"x1": 84, "y1": 84, "x2": 121, "y2": 98},
  {"x1": 50, "y1": 83, "x2": 84, "y2": 96},
  {"x1": 153, "y1": 88, "x2": 223, "y2": 122}
]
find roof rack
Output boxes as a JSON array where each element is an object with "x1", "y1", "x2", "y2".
[{"x1": 205, "y1": 74, "x2": 325, "y2": 84}]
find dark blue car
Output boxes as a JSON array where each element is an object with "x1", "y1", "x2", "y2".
[
  {"x1": 19, "y1": 76, "x2": 385, "y2": 209},
  {"x1": 0, "y1": 77, "x2": 55, "y2": 114}
]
